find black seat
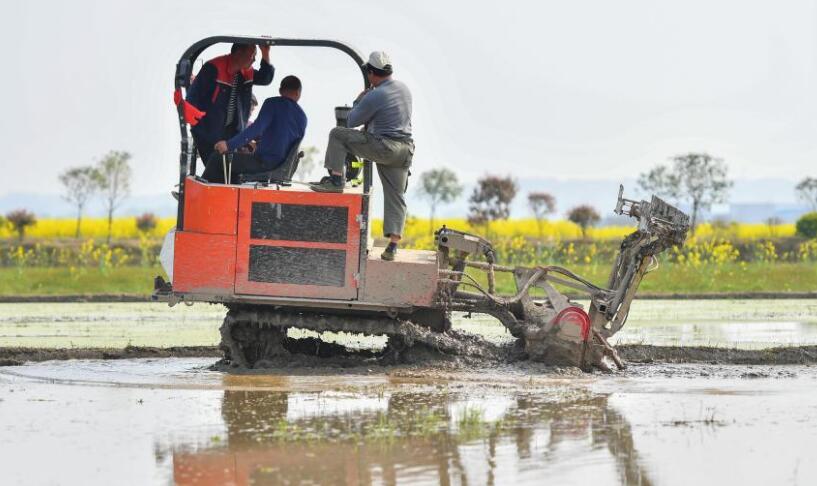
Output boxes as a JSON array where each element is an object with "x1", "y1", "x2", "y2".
[{"x1": 238, "y1": 138, "x2": 304, "y2": 186}]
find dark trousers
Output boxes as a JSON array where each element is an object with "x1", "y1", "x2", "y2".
[
  {"x1": 193, "y1": 125, "x2": 239, "y2": 172},
  {"x1": 201, "y1": 152, "x2": 267, "y2": 184}
]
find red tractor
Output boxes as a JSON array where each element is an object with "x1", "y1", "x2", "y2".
[{"x1": 154, "y1": 36, "x2": 689, "y2": 371}]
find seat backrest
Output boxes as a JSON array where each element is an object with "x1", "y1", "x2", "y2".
[
  {"x1": 237, "y1": 138, "x2": 304, "y2": 185},
  {"x1": 278, "y1": 137, "x2": 303, "y2": 181}
]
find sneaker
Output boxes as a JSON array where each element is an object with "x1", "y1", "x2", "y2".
[
  {"x1": 381, "y1": 242, "x2": 397, "y2": 261},
  {"x1": 171, "y1": 190, "x2": 179, "y2": 201},
  {"x1": 310, "y1": 175, "x2": 344, "y2": 193}
]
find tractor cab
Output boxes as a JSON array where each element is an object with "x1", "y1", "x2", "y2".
[{"x1": 156, "y1": 36, "x2": 438, "y2": 313}]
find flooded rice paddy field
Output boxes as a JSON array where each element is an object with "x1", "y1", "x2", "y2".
[
  {"x1": 1, "y1": 300, "x2": 817, "y2": 485},
  {"x1": 2, "y1": 299, "x2": 817, "y2": 349},
  {"x1": 2, "y1": 359, "x2": 817, "y2": 485}
]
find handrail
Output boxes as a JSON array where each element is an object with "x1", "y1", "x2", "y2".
[{"x1": 174, "y1": 36, "x2": 372, "y2": 230}]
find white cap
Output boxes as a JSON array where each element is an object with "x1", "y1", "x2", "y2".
[{"x1": 365, "y1": 51, "x2": 393, "y2": 73}]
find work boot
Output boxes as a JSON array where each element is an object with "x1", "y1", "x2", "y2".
[
  {"x1": 381, "y1": 242, "x2": 398, "y2": 261},
  {"x1": 310, "y1": 174, "x2": 344, "y2": 193}
]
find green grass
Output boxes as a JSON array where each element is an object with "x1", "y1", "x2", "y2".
[
  {"x1": 472, "y1": 262, "x2": 817, "y2": 295},
  {"x1": 0, "y1": 266, "x2": 164, "y2": 295},
  {"x1": 0, "y1": 262, "x2": 815, "y2": 296}
]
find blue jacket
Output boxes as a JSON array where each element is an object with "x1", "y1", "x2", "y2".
[
  {"x1": 186, "y1": 55, "x2": 274, "y2": 147},
  {"x1": 227, "y1": 96, "x2": 307, "y2": 169}
]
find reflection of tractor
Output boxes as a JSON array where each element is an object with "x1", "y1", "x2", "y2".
[
  {"x1": 154, "y1": 35, "x2": 690, "y2": 371},
  {"x1": 172, "y1": 388, "x2": 653, "y2": 484}
]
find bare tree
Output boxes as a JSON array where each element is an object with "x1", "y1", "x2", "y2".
[
  {"x1": 6, "y1": 209, "x2": 37, "y2": 241},
  {"x1": 97, "y1": 151, "x2": 132, "y2": 243},
  {"x1": 795, "y1": 177, "x2": 817, "y2": 211},
  {"x1": 527, "y1": 192, "x2": 556, "y2": 239},
  {"x1": 638, "y1": 152, "x2": 732, "y2": 235},
  {"x1": 417, "y1": 168, "x2": 463, "y2": 233},
  {"x1": 567, "y1": 205, "x2": 600, "y2": 239},
  {"x1": 468, "y1": 175, "x2": 518, "y2": 236},
  {"x1": 59, "y1": 166, "x2": 101, "y2": 238}
]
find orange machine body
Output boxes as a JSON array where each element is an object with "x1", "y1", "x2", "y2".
[{"x1": 172, "y1": 177, "x2": 365, "y2": 300}]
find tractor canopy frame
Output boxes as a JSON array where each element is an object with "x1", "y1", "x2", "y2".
[{"x1": 173, "y1": 36, "x2": 373, "y2": 230}]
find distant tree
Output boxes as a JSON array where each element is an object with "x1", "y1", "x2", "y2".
[
  {"x1": 765, "y1": 216, "x2": 783, "y2": 238},
  {"x1": 97, "y1": 151, "x2": 132, "y2": 243},
  {"x1": 467, "y1": 175, "x2": 518, "y2": 236},
  {"x1": 567, "y1": 205, "x2": 600, "y2": 239},
  {"x1": 795, "y1": 177, "x2": 817, "y2": 212},
  {"x1": 796, "y1": 212, "x2": 817, "y2": 239},
  {"x1": 638, "y1": 152, "x2": 732, "y2": 235},
  {"x1": 136, "y1": 213, "x2": 158, "y2": 234},
  {"x1": 417, "y1": 168, "x2": 463, "y2": 234},
  {"x1": 6, "y1": 209, "x2": 37, "y2": 241},
  {"x1": 59, "y1": 166, "x2": 101, "y2": 238},
  {"x1": 527, "y1": 192, "x2": 556, "y2": 239}
]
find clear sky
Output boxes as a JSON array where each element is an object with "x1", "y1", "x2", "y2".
[{"x1": 2, "y1": 0, "x2": 816, "y2": 198}]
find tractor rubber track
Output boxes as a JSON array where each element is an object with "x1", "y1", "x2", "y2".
[{"x1": 219, "y1": 307, "x2": 504, "y2": 369}]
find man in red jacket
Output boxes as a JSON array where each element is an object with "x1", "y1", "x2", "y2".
[{"x1": 186, "y1": 43, "x2": 274, "y2": 163}]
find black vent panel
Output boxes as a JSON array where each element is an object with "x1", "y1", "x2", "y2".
[
  {"x1": 250, "y1": 203, "x2": 348, "y2": 243},
  {"x1": 248, "y1": 245, "x2": 346, "y2": 287}
]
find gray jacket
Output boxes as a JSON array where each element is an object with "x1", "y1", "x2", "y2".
[{"x1": 347, "y1": 79, "x2": 413, "y2": 140}]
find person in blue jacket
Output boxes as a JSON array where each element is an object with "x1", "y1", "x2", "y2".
[
  {"x1": 202, "y1": 75, "x2": 307, "y2": 183},
  {"x1": 186, "y1": 43, "x2": 274, "y2": 163}
]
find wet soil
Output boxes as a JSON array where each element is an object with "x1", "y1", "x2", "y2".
[
  {"x1": 618, "y1": 344, "x2": 817, "y2": 364},
  {"x1": 3, "y1": 342, "x2": 817, "y2": 370},
  {"x1": 0, "y1": 345, "x2": 222, "y2": 366}
]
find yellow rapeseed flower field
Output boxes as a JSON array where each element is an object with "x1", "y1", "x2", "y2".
[
  {"x1": 0, "y1": 216, "x2": 795, "y2": 241},
  {"x1": 373, "y1": 218, "x2": 795, "y2": 242},
  {"x1": 0, "y1": 217, "x2": 176, "y2": 239}
]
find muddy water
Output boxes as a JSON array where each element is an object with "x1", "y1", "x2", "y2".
[
  {"x1": 2, "y1": 299, "x2": 817, "y2": 349},
  {"x1": 2, "y1": 300, "x2": 817, "y2": 484},
  {"x1": 1, "y1": 359, "x2": 816, "y2": 485}
]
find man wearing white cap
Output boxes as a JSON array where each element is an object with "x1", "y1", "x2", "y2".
[{"x1": 310, "y1": 51, "x2": 414, "y2": 261}]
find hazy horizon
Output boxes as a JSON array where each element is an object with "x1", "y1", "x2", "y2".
[{"x1": 3, "y1": 0, "x2": 816, "y2": 210}]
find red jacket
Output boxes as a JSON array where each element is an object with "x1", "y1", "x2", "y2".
[{"x1": 185, "y1": 54, "x2": 274, "y2": 146}]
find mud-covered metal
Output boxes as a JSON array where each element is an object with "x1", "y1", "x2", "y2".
[{"x1": 433, "y1": 186, "x2": 689, "y2": 371}]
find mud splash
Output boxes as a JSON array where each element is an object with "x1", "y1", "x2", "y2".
[{"x1": 212, "y1": 329, "x2": 512, "y2": 373}]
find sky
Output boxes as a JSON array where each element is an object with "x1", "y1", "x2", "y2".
[{"x1": 2, "y1": 0, "x2": 816, "y2": 208}]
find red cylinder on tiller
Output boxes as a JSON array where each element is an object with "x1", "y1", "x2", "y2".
[
  {"x1": 552, "y1": 306, "x2": 592, "y2": 369},
  {"x1": 552, "y1": 307, "x2": 591, "y2": 343},
  {"x1": 523, "y1": 306, "x2": 593, "y2": 369}
]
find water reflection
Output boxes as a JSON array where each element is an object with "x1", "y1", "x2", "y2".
[{"x1": 172, "y1": 386, "x2": 653, "y2": 485}]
